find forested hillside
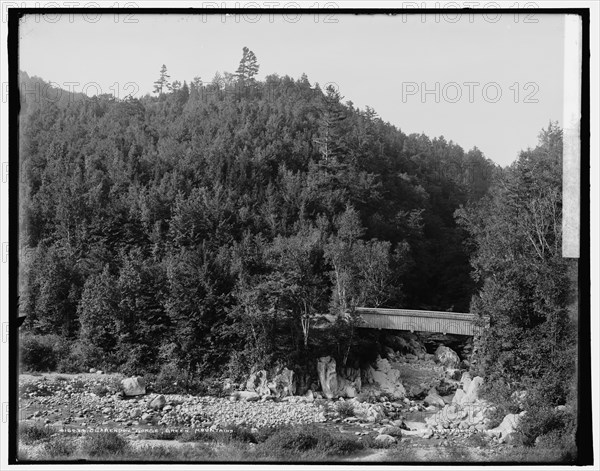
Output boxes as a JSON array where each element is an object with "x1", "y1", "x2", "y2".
[{"x1": 18, "y1": 50, "x2": 497, "y2": 380}]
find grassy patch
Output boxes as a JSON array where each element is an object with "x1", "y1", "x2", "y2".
[
  {"x1": 80, "y1": 432, "x2": 130, "y2": 458},
  {"x1": 42, "y1": 437, "x2": 77, "y2": 458},
  {"x1": 255, "y1": 424, "x2": 364, "y2": 460},
  {"x1": 19, "y1": 423, "x2": 54, "y2": 445},
  {"x1": 385, "y1": 445, "x2": 418, "y2": 462}
]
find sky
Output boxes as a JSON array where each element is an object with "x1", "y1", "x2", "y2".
[{"x1": 19, "y1": 11, "x2": 567, "y2": 167}]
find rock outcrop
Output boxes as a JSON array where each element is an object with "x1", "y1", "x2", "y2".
[
  {"x1": 245, "y1": 370, "x2": 270, "y2": 397},
  {"x1": 269, "y1": 367, "x2": 296, "y2": 398},
  {"x1": 317, "y1": 356, "x2": 339, "y2": 399},
  {"x1": 364, "y1": 357, "x2": 406, "y2": 399}
]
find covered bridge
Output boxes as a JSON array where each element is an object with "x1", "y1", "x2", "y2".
[{"x1": 356, "y1": 307, "x2": 487, "y2": 336}]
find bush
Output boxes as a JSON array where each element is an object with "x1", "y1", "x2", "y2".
[
  {"x1": 42, "y1": 437, "x2": 77, "y2": 458},
  {"x1": 80, "y1": 432, "x2": 129, "y2": 457},
  {"x1": 151, "y1": 363, "x2": 190, "y2": 394},
  {"x1": 335, "y1": 401, "x2": 355, "y2": 418},
  {"x1": 91, "y1": 383, "x2": 110, "y2": 397},
  {"x1": 517, "y1": 405, "x2": 575, "y2": 447},
  {"x1": 19, "y1": 423, "x2": 54, "y2": 444},
  {"x1": 258, "y1": 425, "x2": 364, "y2": 458},
  {"x1": 20, "y1": 334, "x2": 59, "y2": 371}
]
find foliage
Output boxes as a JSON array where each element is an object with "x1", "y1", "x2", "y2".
[
  {"x1": 257, "y1": 424, "x2": 364, "y2": 458},
  {"x1": 80, "y1": 432, "x2": 130, "y2": 457},
  {"x1": 20, "y1": 334, "x2": 60, "y2": 372},
  {"x1": 19, "y1": 423, "x2": 54, "y2": 444},
  {"x1": 19, "y1": 62, "x2": 494, "y2": 376},
  {"x1": 335, "y1": 401, "x2": 355, "y2": 418},
  {"x1": 42, "y1": 437, "x2": 77, "y2": 458},
  {"x1": 456, "y1": 123, "x2": 576, "y2": 417}
]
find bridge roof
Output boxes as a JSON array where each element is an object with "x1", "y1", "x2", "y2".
[
  {"x1": 355, "y1": 307, "x2": 476, "y2": 321},
  {"x1": 355, "y1": 307, "x2": 487, "y2": 336}
]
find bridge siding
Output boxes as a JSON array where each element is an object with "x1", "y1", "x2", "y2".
[{"x1": 356, "y1": 308, "x2": 483, "y2": 336}]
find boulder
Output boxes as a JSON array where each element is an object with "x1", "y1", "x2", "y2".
[
  {"x1": 89, "y1": 368, "x2": 97, "y2": 374},
  {"x1": 121, "y1": 377, "x2": 146, "y2": 397},
  {"x1": 246, "y1": 370, "x2": 269, "y2": 395},
  {"x1": 303, "y1": 389, "x2": 315, "y2": 402},
  {"x1": 336, "y1": 367, "x2": 361, "y2": 398},
  {"x1": 452, "y1": 388, "x2": 466, "y2": 405},
  {"x1": 407, "y1": 384, "x2": 427, "y2": 399},
  {"x1": 353, "y1": 401, "x2": 386, "y2": 423},
  {"x1": 317, "y1": 356, "x2": 338, "y2": 399},
  {"x1": 460, "y1": 372, "x2": 472, "y2": 392},
  {"x1": 424, "y1": 389, "x2": 446, "y2": 408},
  {"x1": 149, "y1": 394, "x2": 166, "y2": 410},
  {"x1": 270, "y1": 367, "x2": 296, "y2": 397},
  {"x1": 486, "y1": 412, "x2": 524, "y2": 443},
  {"x1": 435, "y1": 345, "x2": 460, "y2": 368},
  {"x1": 369, "y1": 357, "x2": 406, "y2": 399},
  {"x1": 462, "y1": 376, "x2": 484, "y2": 404},
  {"x1": 375, "y1": 434, "x2": 397, "y2": 445},
  {"x1": 237, "y1": 391, "x2": 260, "y2": 402},
  {"x1": 379, "y1": 425, "x2": 403, "y2": 438},
  {"x1": 141, "y1": 413, "x2": 153, "y2": 422}
]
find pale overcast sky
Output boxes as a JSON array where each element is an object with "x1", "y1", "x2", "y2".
[{"x1": 19, "y1": 12, "x2": 566, "y2": 167}]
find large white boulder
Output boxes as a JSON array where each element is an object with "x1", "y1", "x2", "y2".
[
  {"x1": 368, "y1": 357, "x2": 406, "y2": 399},
  {"x1": 121, "y1": 376, "x2": 146, "y2": 396},
  {"x1": 435, "y1": 345, "x2": 460, "y2": 368},
  {"x1": 486, "y1": 412, "x2": 525, "y2": 443},
  {"x1": 317, "y1": 356, "x2": 339, "y2": 399}
]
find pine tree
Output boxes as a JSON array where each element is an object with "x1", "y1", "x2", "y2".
[
  {"x1": 153, "y1": 64, "x2": 172, "y2": 95},
  {"x1": 236, "y1": 47, "x2": 260, "y2": 84}
]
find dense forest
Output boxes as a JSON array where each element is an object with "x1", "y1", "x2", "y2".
[{"x1": 18, "y1": 49, "x2": 576, "y2": 442}]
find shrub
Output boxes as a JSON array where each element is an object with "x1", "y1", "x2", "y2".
[
  {"x1": 258, "y1": 424, "x2": 363, "y2": 458},
  {"x1": 19, "y1": 423, "x2": 54, "y2": 444},
  {"x1": 91, "y1": 383, "x2": 110, "y2": 397},
  {"x1": 80, "y1": 432, "x2": 129, "y2": 457},
  {"x1": 385, "y1": 445, "x2": 417, "y2": 461},
  {"x1": 42, "y1": 437, "x2": 77, "y2": 458},
  {"x1": 335, "y1": 401, "x2": 355, "y2": 418},
  {"x1": 362, "y1": 435, "x2": 396, "y2": 449},
  {"x1": 20, "y1": 334, "x2": 59, "y2": 372},
  {"x1": 517, "y1": 405, "x2": 575, "y2": 447},
  {"x1": 152, "y1": 363, "x2": 190, "y2": 394}
]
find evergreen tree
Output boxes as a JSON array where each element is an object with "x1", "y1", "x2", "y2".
[
  {"x1": 236, "y1": 47, "x2": 260, "y2": 84},
  {"x1": 153, "y1": 64, "x2": 172, "y2": 94}
]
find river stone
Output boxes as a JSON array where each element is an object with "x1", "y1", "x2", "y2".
[
  {"x1": 375, "y1": 434, "x2": 397, "y2": 445},
  {"x1": 380, "y1": 425, "x2": 403, "y2": 438},
  {"x1": 149, "y1": 394, "x2": 166, "y2": 410},
  {"x1": 435, "y1": 345, "x2": 460, "y2": 368},
  {"x1": 121, "y1": 377, "x2": 146, "y2": 396},
  {"x1": 424, "y1": 390, "x2": 446, "y2": 408}
]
